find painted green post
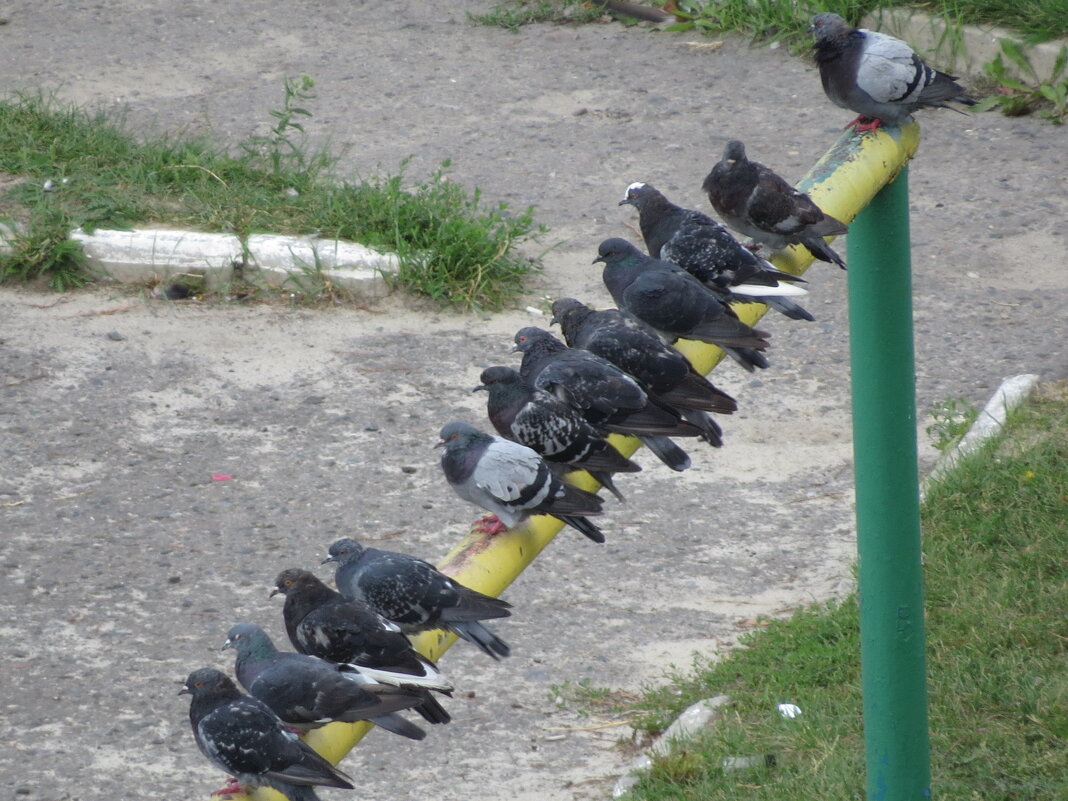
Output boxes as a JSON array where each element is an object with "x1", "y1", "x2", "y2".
[{"x1": 847, "y1": 165, "x2": 931, "y2": 801}]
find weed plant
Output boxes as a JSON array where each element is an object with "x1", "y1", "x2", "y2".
[
  {"x1": 0, "y1": 88, "x2": 543, "y2": 307},
  {"x1": 614, "y1": 385, "x2": 1068, "y2": 800}
]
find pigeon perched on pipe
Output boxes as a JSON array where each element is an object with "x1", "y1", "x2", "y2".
[
  {"x1": 594, "y1": 238, "x2": 772, "y2": 372},
  {"x1": 437, "y1": 420, "x2": 607, "y2": 542},
  {"x1": 810, "y1": 12, "x2": 977, "y2": 130},
  {"x1": 324, "y1": 537, "x2": 513, "y2": 658},
  {"x1": 181, "y1": 667, "x2": 354, "y2": 801},
  {"x1": 702, "y1": 140, "x2": 848, "y2": 269},
  {"x1": 619, "y1": 181, "x2": 813, "y2": 321}
]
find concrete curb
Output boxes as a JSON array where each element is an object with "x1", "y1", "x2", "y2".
[
  {"x1": 863, "y1": 10, "x2": 1068, "y2": 80},
  {"x1": 612, "y1": 696, "x2": 731, "y2": 798},
  {"x1": 925, "y1": 373, "x2": 1041, "y2": 490},
  {"x1": 18, "y1": 226, "x2": 398, "y2": 295}
]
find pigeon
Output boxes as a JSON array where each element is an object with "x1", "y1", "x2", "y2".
[
  {"x1": 474, "y1": 365, "x2": 640, "y2": 502},
  {"x1": 223, "y1": 623, "x2": 428, "y2": 741},
  {"x1": 594, "y1": 238, "x2": 772, "y2": 373},
  {"x1": 702, "y1": 140, "x2": 848, "y2": 269},
  {"x1": 810, "y1": 12, "x2": 978, "y2": 130},
  {"x1": 181, "y1": 667, "x2": 355, "y2": 801},
  {"x1": 271, "y1": 568, "x2": 453, "y2": 726},
  {"x1": 438, "y1": 420, "x2": 607, "y2": 542},
  {"x1": 619, "y1": 181, "x2": 814, "y2": 322},
  {"x1": 324, "y1": 537, "x2": 513, "y2": 659},
  {"x1": 513, "y1": 326, "x2": 699, "y2": 470},
  {"x1": 550, "y1": 297, "x2": 739, "y2": 440}
]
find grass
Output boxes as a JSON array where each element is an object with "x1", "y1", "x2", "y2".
[
  {"x1": 474, "y1": 1, "x2": 1068, "y2": 47},
  {"x1": 0, "y1": 84, "x2": 544, "y2": 308},
  {"x1": 606, "y1": 382, "x2": 1068, "y2": 800}
]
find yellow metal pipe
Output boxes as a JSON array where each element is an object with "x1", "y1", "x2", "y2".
[{"x1": 204, "y1": 122, "x2": 918, "y2": 800}]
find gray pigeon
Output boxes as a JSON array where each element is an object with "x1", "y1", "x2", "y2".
[
  {"x1": 702, "y1": 140, "x2": 848, "y2": 269},
  {"x1": 594, "y1": 238, "x2": 772, "y2": 372},
  {"x1": 619, "y1": 181, "x2": 813, "y2": 322},
  {"x1": 513, "y1": 326, "x2": 698, "y2": 471},
  {"x1": 223, "y1": 623, "x2": 428, "y2": 740},
  {"x1": 550, "y1": 297, "x2": 738, "y2": 435},
  {"x1": 271, "y1": 568, "x2": 452, "y2": 727},
  {"x1": 810, "y1": 12, "x2": 977, "y2": 130},
  {"x1": 474, "y1": 365, "x2": 640, "y2": 502},
  {"x1": 438, "y1": 420, "x2": 606, "y2": 542},
  {"x1": 323, "y1": 537, "x2": 513, "y2": 659},
  {"x1": 181, "y1": 667, "x2": 354, "y2": 801}
]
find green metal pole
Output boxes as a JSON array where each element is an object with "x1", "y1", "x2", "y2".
[{"x1": 847, "y1": 164, "x2": 931, "y2": 801}]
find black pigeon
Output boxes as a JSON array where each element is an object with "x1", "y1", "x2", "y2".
[
  {"x1": 437, "y1": 420, "x2": 607, "y2": 542},
  {"x1": 271, "y1": 568, "x2": 453, "y2": 726},
  {"x1": 810, "y1": 12, "x2": 978, "y2": 130},
  {"x1": 702, "y1": 140, "x2": 848, "y2": 269},
  {"x1": 550, "y1": 297, "x2": 737, "y2": 443},
  {"x1": 619, "y1": 181, "x2": 814, "y2": 322},
  {"x1": 324, "y1": 537, "x2": 513, "y2": 658},
  {"x1": 594, "y1": 238, "x2": 772, "y2": 373},
  {"x1": 513, "y1": 326, "x2": 699, "y2": 471},
  {"x1": 181, "y1": 667, "x2": 354, "y2": 801},
  {"x1": 223, "y1": 623, "x2": 428, "y2": 740},
  {"x1": 474, "y1": 366, "x2": 640, "y2": 502}
]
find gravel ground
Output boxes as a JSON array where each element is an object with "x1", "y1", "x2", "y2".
[{"x1": 1, "y1": 2, "x2": 1065, "y2": 800}]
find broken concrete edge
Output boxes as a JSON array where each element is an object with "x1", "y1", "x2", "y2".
[
  {"x1": 863, "y1": 9, "x2": 1068, "y2": 82},
  {"x1": 612, "y1": 695, "x2": 732, "y2": 798},
  {"x1": 0, "y1": 225, "x2": 399, "y2": 296},
  {"x1": 924, "y1": 373, "x2": 1041, "y2": 495}
]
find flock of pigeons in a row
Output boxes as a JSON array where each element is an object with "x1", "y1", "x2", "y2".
[{"x1": 180, "y1": 13, "x2": 976, "y2": 800}]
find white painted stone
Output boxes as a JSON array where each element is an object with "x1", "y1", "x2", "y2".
[
  {"x1": 926, "y1": 374, "x2": 1040, "y2": 488},
  {"x1": 244, "y1": 233, "x2": 396, "y2": 295},
  {"x1": 612, "y1": 695, "x2": 731, "y2": 798},
  {"x1": 69, "y1": 227, "x2": 241, "y2": 289}
]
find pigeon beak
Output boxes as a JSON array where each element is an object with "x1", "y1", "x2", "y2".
[
  {"x1": 471, "y1": 384, "x2": 488, "y2": 393},
  {"x1": 592, "y1": 255, "x2": 605, "y2": 265},
  {"x1": 221, "y1": 637, "x2": 234, "y2": 651},
  {"x1": 617, "y1": 197, "x2": 629, "y2": 207},
  {"x1": 321, "y1": 554, "x2": 336, "y2": 565},
  {"x1": 433, "y1": 438, "x2": 445, "y2": 449},
  {"x1": 178, "y1": 682, "x2": 191, "y2": 696},
  {"x1": 509, "y1": 344, "x2": 520, "y2": 353},
  {"x1": 269, "y1": 587, "x2": 281, "y2": 598}
]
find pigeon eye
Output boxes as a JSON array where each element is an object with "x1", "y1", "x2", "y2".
[{"x1": 450, "y1": 433, "x2": 459, "y2": 440}]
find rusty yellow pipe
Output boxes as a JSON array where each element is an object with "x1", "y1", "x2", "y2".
[{"x1": 205, "y1": 122, "x2": 919, "y2": 800}]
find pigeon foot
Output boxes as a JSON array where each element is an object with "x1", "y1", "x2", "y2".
[
  {"x1": 472, "y1": 514, "x2": 509, "y2": 535},
  {"x1": 848, "y1": 115, "x2": 883, "y2": 132},
  {"x1": 211, "y1": 779, "x2": 244, "y2": 797}
]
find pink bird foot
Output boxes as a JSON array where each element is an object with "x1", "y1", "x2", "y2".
[
  {"x1": 472, "y1": 514, "x2": 509, "y2": 535},
  {"x1": 847, "y1": 115, "x2": 883, "y2": 132},
  {"x1": 211, "y1": 778, "x2": 244, "y2": 797}
]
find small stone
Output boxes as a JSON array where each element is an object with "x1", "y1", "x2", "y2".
[
  {"x1": 106, "y1": 331, "x2": 126, "y2": 341},
  {"x1": 400, "y1": 466, "x2": 417, "y2": 474}
]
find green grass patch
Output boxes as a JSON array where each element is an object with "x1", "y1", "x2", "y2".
[
  {"x1": 616, "y1": 382, "x2": 1068, "y2": 800},
  {"x1": 474, "y1": 1, "x2": 1067, "y2": 48},
  {"x1": 0, "y1": 83, "x2": 544, "y2": 308}
]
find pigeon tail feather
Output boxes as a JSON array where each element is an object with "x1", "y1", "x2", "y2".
[
  {"x1": 638, "y1": 435, "x2": 691, "y2": 471},
  {"x1": 451, "y1": 620, "x2": 511, "y2": 660},
  {"x1": 368, "y1": 713, "x2": 426, "y2": 740}
]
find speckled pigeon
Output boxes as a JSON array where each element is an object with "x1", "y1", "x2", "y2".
[
  {"x1": 223, "y1": 623, "x2": 427, "y2": 740},
  {"x1": 512, "y1": 326, "x2": 701, "y2": 470},
  {"x1": 550, "y1": 297, "x2": 737, "y2": 443},
  {"x1": 703, "y1": 141, "x2": 848, "y2": 269},
  {"x1": 271, "y1": 568, "x2": 452, "y2": 726},
  {"x1": 323, "y1": 537, "x2": 513, "y2": 659},
  {"x1": 594, "y1": 238, "x2": 772, "y2": 373},
  {"x1": 619, "y1": 181, "x2": 813, "y2": 322},
  {"x1": 810, "y1": 12, "x2": 977, "y2": 130},
  {"x1": 181, "y1": 667, "x2": 354, "y2": 801},
  {"x1": 474, "y1": 365, "x2": 640, "y2": 502},
  {"x1": 438, "y1": 420, "x2": 607, "y2": 542}
]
